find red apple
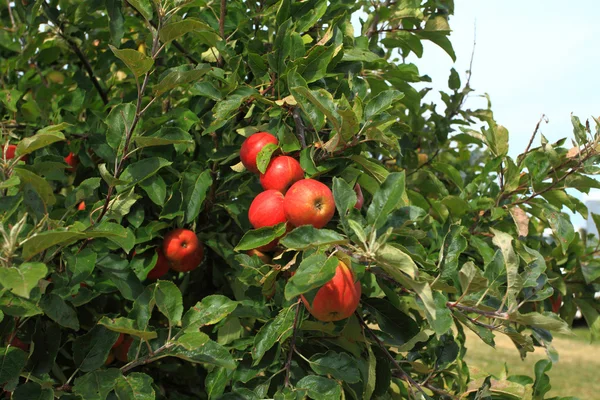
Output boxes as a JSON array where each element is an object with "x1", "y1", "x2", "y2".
[
  {"x1": 112, "y1": 333, "x2": 125, "y2": 349},
  {"x1": 114, "y1": 336, "x2": 132, "y2": 363},
  {"x1": 3, "y1": 144, "x2": 27, "y2": 162},
  {"x1": 259, "y1": 156, "x2": 304, "y2": 194},
  {"x1": 163, "y1": 228, "x2": 204, "y2": 272},
  {"x1": 301, "y1": 261, "x2": 361, "y2": 322},
  {"x1": 240, "y1": 132, "x2": 278, "y2": 174},
  {"x1": 105, "y1": 351, "x2": 115, "y2": 366},
  {"x1": 246, "y1": 249, "x2": 272, "y2": 264},
  {"x1": 353, "y1": 183, "x2": 364, "y2": 209},
  {"x1": 8, "y1": 336, "x2": 29, "y2": 352},
  {"x1": 284, "y1": 179, "x2": 335, "y2": 229},
  {"x1": 64, "y1": 152, "x2": 79, "y2": 172},
  {"x1": 551, "y1": 293, "x2": 562, "y2": 314},
  {"x1": 77, "y1": 201, "x2": 86, "y2": 211},
  {"x1": 146, "y1": 248, "x2": 170, "y2": 279},
  {"x1": 248, "y1": 190, "x2": 287, "y2": 251}
]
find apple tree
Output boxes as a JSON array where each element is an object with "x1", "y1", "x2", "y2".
[{"x1": 1, "y1": 0, "x2": 599, "y2": 399}]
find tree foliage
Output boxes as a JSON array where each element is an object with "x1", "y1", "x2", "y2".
[{"x1": 1, "y1": 0, "x2": 599, "y2": 399}]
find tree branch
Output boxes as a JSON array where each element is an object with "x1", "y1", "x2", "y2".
[
  {"x1": 217, "y1": 0, "x2": 226, "y2": 67},
  {"x1": 446, "y1": 302, "x2": 508, "y2": 320},
  {"x1": 292, "y1": 107, "x2": 307, "y2": 149},
  {"x1": 284, "y1": 299, "x2": 303, "y2": 387}
]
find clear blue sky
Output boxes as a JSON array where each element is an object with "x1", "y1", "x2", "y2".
[{"x1": 356, "y1": 1, "x2": 600, "y2": 229}]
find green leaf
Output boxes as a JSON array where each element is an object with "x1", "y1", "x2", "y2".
[
  {"x1": 458, "y1": 261, "x2": 488, "y2": 296},
  {"x1": 294, "y1": 0, "x2": 327, "y2": 32},
  {"x1": 350, "y1": 154, "x2": 389, "y2": 183},
  {"x1": 0, "y1": 262, "x2": 47, "y2": 298},
  {"x1": 294, "y1": 45, "x2": 336, "y2": 84},
  {"x1": 174, "y1": 332, "x2": 210, "y2": 350},
  {"x1": 279, "y1": 226, "x2": 346, "y2": 250},
  {"x1": 166, "y1": 338, "x2": 236, "y2": 369},
  {"x1": 309, "y1": 351, "x2": 361, "y2": 383},
  {"x1": 285, "y1": 254, "x2": 338, "y2": 300},
  {"x1": 367, "y1": 172, "x2": 405, "y2": 230},
  {"x1": 73, "y1": 326, "x2": 120, "y2": 372},
  {"x1": 15, "y1": 128, "x2": 66, "y2": 156},
  {"x1": 40, "y1": 294, "x2": 80, "y2": 330},
  {"x1": 134, "y1": 127, "x2": 193, "y2": 149},
  {"x1": 182, "y1": 295, "x2": 238, "y2": 331},
  {"x1": 182, "y1": 169, "x2": 213, "y2": 223},
  {"x1": 0, "y1": 347, "x2": 27, "y2": 385},
  {"x1": 332, "y1": 177, "x2": 356, "y2": 222},
  {"x1": 98, "y1": 316, "x2": 158, "y2": 340},
  {"x1": 12, "y1": 382, "x2": 53, "y2": 400},
  {"x1": 438, "y1": 225, "x2": 468, "y2": 282},
  {"x1": 106, "y1": 0, "x2": 124, "y2": 47},
  {"x1": 109, "y1": 45, "x2": 154, "y2": 78},
  {"x1": 542, "y1": 208, "x2": 575, "y2": 254},
  {"x1": 364, "y1": 344, "x2": 377, "y2": 400},
  {"x1": 509, "y1": 312, "x2": 570, "y2": 334},
  {"x1": 118, "y1": 157, "x2": 172, "y2": 189},
  {"x1": 159, "y1": 19, "x2": 220, "y2": 46},
  {"x1": 153, "y1": 280, "x2": 183, "y2": 325},
  {"x1": 106, "y1": 103, "x2": 136, "y2": 151},
  {"x1": 14, "y1": 167, "x2": 56, "y2": 206},
  {"x1": 341, "y1": 48, "x2": 381, "y2": 62},
  {"x1": 290, "y1": 86, "x2": 342, "y2": 134},
  {"x1": 73, "y1": 369, "x2": 122, "y2": 400},
  {"x1": 252, "y1": 305, "x2": 296, "y2": 364},
  {"x1": 267, "y1": 18, "x2": 293, "y2": 74},
  {"x1": 374, "y1": 244, "x2": 418, "y2": 279},
  {"x1": 139, "y1": 175, "x2": 166, "y2": 206},
  {"x1": 532, "y1": 360, "x2": 552, "y2": 400},
  {"x1": 115, "y1": 372, "x2": 155, "y2": 400},
  {"x1": 491, "y1": 229, "x2": 522, "y2": 310},
  {"x1": 256, "y1": 142, "x2": 279, "y2": 174},
  {"x1": 234, "y1": 223, "x2": 287, "y2": 251},
  {"x1": 364, "y1": 90, "x2": 404, "y2": 121},
  {"x1": 99, "y1": 164, "x2": 130, "y2": 186},
  {"x1": 415, "y1": 31, "x2": 456, "y2": 61},
  {"x1": 93, "y1": 221, "x2": 135, "y2": 253},
  {"x1": 153, "y1": 66, "x2": 211, "y2": 98},
  {"x1": 574, "y1": 299, "x2": 600, "y2": 342},
  {"x1": 296, "y1": 375, "x2": 341, "y2": 400},
  {"x1": 127, "y1": 0, "x2": 153, "y2": 21}
]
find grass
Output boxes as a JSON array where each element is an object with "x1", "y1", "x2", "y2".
[{"x1": 463, "y1": 328, "x2": 600, "y2": 399}]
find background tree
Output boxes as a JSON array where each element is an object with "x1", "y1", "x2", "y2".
[{"x1": 1, "y1": 0, "x2": 599, "y2": 399}]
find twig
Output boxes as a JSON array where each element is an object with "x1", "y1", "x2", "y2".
[
  {"x1": 121, "y1": 342, "x2": 172, "y2": 373},
  {"x1": 516, "y1": 114, "x2": 547, "y2": 169},
  {"x1": 366, "y1": 0, "x2": 392, "y2": 38},
  {"x1": 292, "y1": 107, "x2": 307, "y2": 149},
  {"x1": 407, "y1": 148, "x2": 440, "y2": 177},
  {"x1": 284, "y1": 299, "x2": 303, "y2": 387},
  {"x1": 355, "y1": 312, "x2": 426, "y2": 396},
  {"x1": 217, "y1": 0, "x2": 226, "y2": 67},
  {"x1": 424, "y1": 382, "x2": 458, "y2": 400},
  {"x1": 446, "y1": 302, "x2": 508, "y2": 320},
  {"x1": 6, "y1": 0, "x2": 15, "y2": 29}
]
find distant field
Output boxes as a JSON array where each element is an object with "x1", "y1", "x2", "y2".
[{"x1": 463, "y1": 328, "x2": 600, "y2": 399}]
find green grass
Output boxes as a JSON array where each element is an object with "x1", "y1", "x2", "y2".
[{"x1": 463, "y1": 328, "x2": 600, "y2": 399}]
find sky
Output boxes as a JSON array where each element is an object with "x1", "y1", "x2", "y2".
[{"x1": 355, "y1": 1, "x2": 600, "y2": 230}]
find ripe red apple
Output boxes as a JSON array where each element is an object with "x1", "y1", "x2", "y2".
[
  {"x1": 112, "y1": 333, "x2": 125, "y2": 349},
  {"x1": 551, "y1": 293, "x2": 563, "y2": 314},
  {"x1": 163, "y1": 228, "x2": 204, "y2": 272},
  {"x1": 8, "y1": 336, "x2": 29, "y2": 352},
  {"x1": 248, "y1": 190, "x2": 287, "y2": 251},
  {"x1": 301, "y1": 261, "x2": 361, "y2": 322},
  {"x1": 353, "y1": 183, "x2": 364, "y2": 209},
  {"x1": 64, "y1": 152, "x2": 79, "y2": 172},
  {"x1": 146, "y1": 248, "x2": 170, "y2": 280},
  {"x1": 259, "y1": 155, "x2": 304, "y2": 194},
  {"x1": 105, "y1": 350, "x2": 115, "y2": 366},
  {"x1": 3, "y1": 144, "x2": 27, "y2": 162},
  {"x1": 77, "y1": 201, "x2": 86, "y2": 211},
  {"x1": 114, "y1": 336, "x2": 132, "y2": 363},
  {"x1": 284, "y1": 179, "x2": 335, "y2": 229},
  {"x1": 240, "y1": 132, "x2": 278, "y2": 174}
]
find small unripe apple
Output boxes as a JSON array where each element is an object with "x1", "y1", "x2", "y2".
[
  {"x1": 246, "y1": 249, "x2": 272, "y2": 264},
  {"x1": 248, "y1": 190, "x2": 287, "y2": 251},
  {"x1": 146, "y1": 248, "x2": 170, "y2": 280},
  {"x1": 260, "y1": 156, "x2": 304, "y2": 194},
  {"x1": 64, "y1": 152, "x2": 79, "y2": 172},
  {"x1": 46, "y1": 71, "x2": 65, "y2": 84},
  {"x1": 114, "y1": 336, "x2": 133, "y2": 363},
  {"x1": 163, "y1": 228, "x2": 204, "y2": 272},
  {"x1": 417, "y1": 153, "x2": 428, "y2": 166},
  {"x1": 77, "y1": 201, "x2": 86, "y2": 211},
  {"x1": 240, "y1": 132, "x2": 278, "y2": 174},
  {"x1": 353, "y1": 183, "x2": 364, "y2": 209},
  {"x1": 284, "y1": 179, "x2": 335, "y2": 229},
  {"x1": 112, "y1": 333, "x2": 125, "y2": 349},
  {"x1": 301, "y1": 261, "x2": 361, "y2": 322}
]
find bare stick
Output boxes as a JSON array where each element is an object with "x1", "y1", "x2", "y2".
[{"x1": 284, "y1": 299, "x2": 303, "y2": 387}]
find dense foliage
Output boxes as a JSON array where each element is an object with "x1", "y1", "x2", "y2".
[{"x1": 1, "y1": 0, "x2": 600, "y2": 398}]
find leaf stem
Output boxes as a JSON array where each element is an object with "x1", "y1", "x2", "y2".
[{"x1": 284, "y1": 298, "x2": 303, "y2": 387}]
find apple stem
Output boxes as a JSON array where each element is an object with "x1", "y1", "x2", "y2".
[
  {"x1": 284, "y1": 298, "x2": 303, "y2": 387},
  {"x1": 355, "y1": 311, "x2": 427, "y2": 397}
]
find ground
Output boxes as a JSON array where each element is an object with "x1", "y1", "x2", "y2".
[{"x1": 464, "y1": 328, "x2": 600, "y2": 399}]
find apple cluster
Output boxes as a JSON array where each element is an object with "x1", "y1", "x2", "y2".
[
  {"x1": 241, "y1": 132, "x2": 362, "y2": 322},
  {"x1": 241, "y1": 132, "x2": 336, "y2": 251},
  {"x1": 143, "y1": 228, "x2": 205, "y2": 280}
]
